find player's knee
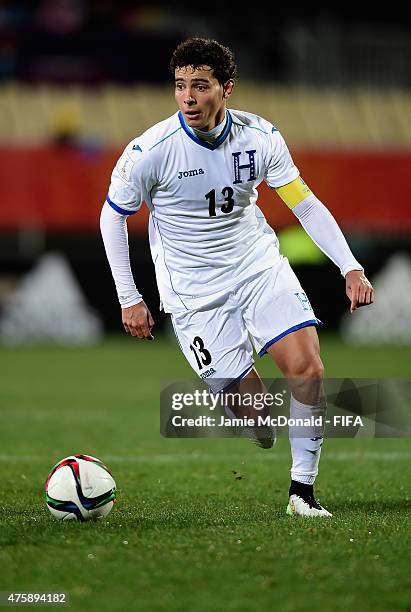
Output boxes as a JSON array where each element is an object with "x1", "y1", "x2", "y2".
[
  {"x1": 285, "y1": 355, "x2": 324, "y2": 380},
  {"x1": 305, "y1": 358, "x2": 324, "y2": 380}
]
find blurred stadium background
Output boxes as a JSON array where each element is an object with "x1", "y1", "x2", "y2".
[
  {"x1": 1, "y1": 5, "x2": 411, "y2": 610},
  {"x1": 0, "y1": 1, "x2": 410, "y2": 344}
]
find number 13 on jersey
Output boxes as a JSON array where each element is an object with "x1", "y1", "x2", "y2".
[{"x1": 205, "y1": 186, "x2": 235, "y2": 217}]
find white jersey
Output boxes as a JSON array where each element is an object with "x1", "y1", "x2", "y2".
[{"x1": 106, "y1": 109, "x2": 299, "y2": 313}]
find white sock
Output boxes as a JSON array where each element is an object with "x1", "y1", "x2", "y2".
[{"x1": 289, "y1": 395, "x2": 325, "y2": 485}]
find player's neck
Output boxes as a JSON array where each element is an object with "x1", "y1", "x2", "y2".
[{"x1": 190, "y1": 112, "x2": 227, "y2": 143}]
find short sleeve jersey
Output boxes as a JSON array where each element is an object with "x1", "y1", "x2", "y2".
[{"x1": 107, "y1": 109, "x2": 299, "y2": 313}]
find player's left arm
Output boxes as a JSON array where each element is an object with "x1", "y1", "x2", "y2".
[{"x1": 275, "y1": 177, "x2": 374, "y2": 313}]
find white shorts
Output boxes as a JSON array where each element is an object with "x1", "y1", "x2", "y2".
[{"x1": 171, "y1": 256, "x2": 320, "y2": 393}]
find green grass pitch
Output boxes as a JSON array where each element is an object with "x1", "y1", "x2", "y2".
[{"x1": 0, "y1": 334, "x2": 410, "y2": 611}]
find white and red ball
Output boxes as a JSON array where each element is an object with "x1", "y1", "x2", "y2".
[{"x1": 45, "y1": 454, "x2": 116, "y2": 521}]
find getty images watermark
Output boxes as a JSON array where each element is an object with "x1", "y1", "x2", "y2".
[
  {"x1": 169, "y1": 389, "x2": 359, "y2": 428},
  {"x1": 160, "y1": 379, "x2": 411, "y2": 438}
]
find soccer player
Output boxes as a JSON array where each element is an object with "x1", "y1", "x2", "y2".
[{"x1": 100, "y1": 37, "x2": 374, "y2": 517}]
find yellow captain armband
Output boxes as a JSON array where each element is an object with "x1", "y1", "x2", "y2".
[{"x1": 275, "y1": 177, "x2": 312, "y2": 209}]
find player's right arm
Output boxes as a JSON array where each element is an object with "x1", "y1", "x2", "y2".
[{"x1": 100, "y1": 142, "x2": 155, "y2": 339}]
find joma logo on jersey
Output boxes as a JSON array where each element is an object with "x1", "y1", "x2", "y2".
[
  {"x1": 178, "y1": 168, "x2": 205, "y2": 179},
  {"x1": 200, "y1": 367, "x2": 216, "y2": 380}
]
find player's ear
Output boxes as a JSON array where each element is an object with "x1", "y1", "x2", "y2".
[{"x1": 223, "y1": 79, "x2": 235, "y2": 99}]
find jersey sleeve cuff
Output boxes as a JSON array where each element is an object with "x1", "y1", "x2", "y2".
[
  {"x1": 106, "y1": 195, "x2": 136, "y2": 216},
  {"x1": 266, "y1": 168, "x2": 300, "y2": 190},
  {"x1": 119, "y1": 293, "x2": 144, "y2": 308},
  {"x1": 341, "y1": 262, "x2": 364, "y2": 277}
]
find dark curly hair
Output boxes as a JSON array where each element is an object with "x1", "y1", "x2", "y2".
[{"x1": 170, "y1": 37, "x2": 237, "y2": 85}]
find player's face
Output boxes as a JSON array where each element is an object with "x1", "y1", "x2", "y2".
[{"x1": 174, "y1": 65, "x2": 234, "y2": 131}]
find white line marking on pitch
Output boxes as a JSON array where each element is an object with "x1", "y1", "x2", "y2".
[{"x1": 0, "y1": 452, "x2": 410, "y2": 462}]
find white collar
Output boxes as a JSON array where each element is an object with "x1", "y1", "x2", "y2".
[{"x1": 188, "y1": 112, "x2": 227, "y2": 143}]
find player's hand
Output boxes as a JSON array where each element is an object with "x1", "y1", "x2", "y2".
[
  {"x1": 345, "y1": 270, "x2": 374, "y2": 313},
  {"x1": 122, "y1": 301, "x2": 155, "y2": 339}
]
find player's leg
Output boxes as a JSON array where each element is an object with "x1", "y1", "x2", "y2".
[
  {"x1": 222, "y1": 368, "x2": 276, "y2": 449},
  {"x1": 266, "y1": 326, "x2": 332, "y2": 517},
  {"x1": 240, "y1": 259, "x2": 331, "y2": 516},
  {"x1": 267, "y1": 324, "x2": 323, "y2": 405}
]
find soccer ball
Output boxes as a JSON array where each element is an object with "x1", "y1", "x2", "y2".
[{"x1": 45, "y1": 454, "x2": 116, "y2": 521}]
